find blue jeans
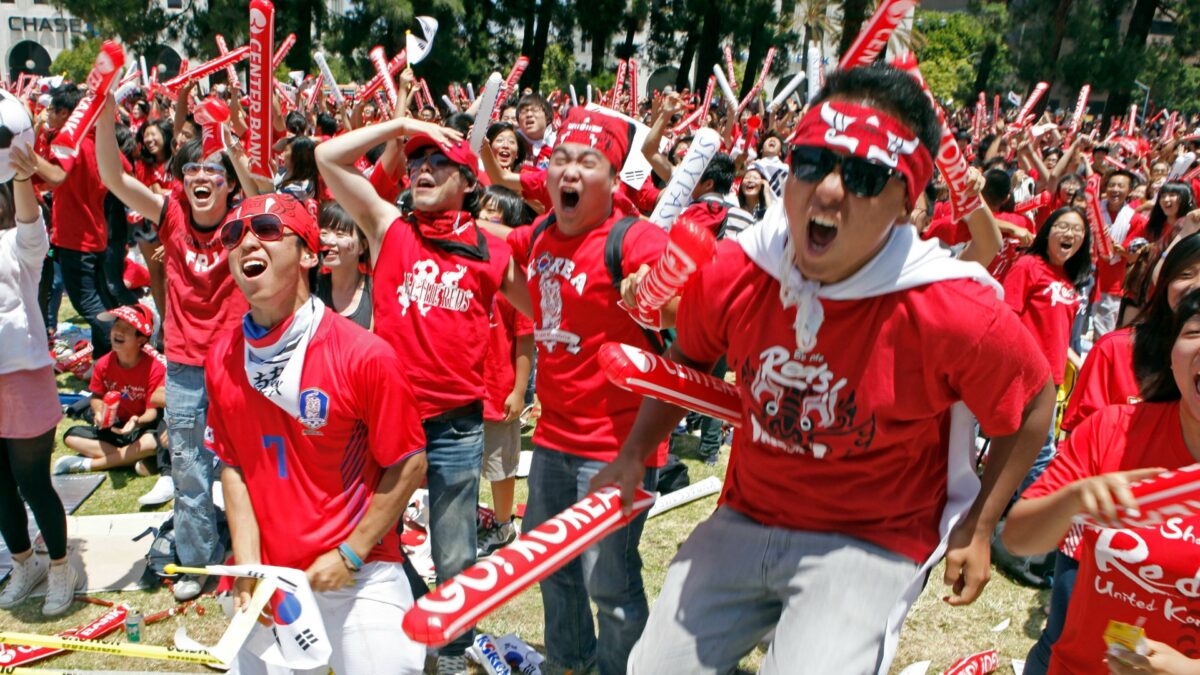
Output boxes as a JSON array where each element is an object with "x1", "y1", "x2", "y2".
[
  {"x1": 57, "y1": 247, "x2": 115, "y2": 357},
  {"x1": 524, "y1": 446, "x2": 658, "y2": 675},
  {"x1": 422, "y1": 411, "x2": 484, "y2": 657},
  {"x1": 1017, "y1": 422, "x2": 1058, "y2": 499},
  {"x1": 166, "y1": 362, "x2": 222, "y2": 568},
  {"x1": 698, "y1": 357, "x2": 728, "y2": 457},
  {"x1": 1024, "y1": 553, "x2": 1080, "y2": 674}
]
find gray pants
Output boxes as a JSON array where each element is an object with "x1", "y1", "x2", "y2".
[
  {"x1": 629, "y1": 507, "x2": 917, "y2": 675},
  {"x1": 1092, "y1": 292, "x2": 1121, "y2": 338}
]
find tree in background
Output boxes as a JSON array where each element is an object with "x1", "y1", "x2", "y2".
[
  {"x1": 49, "y1": 37, "x2": 102, "y2": 84},
  {"x1": 915, "y1": 7, "x2": 1014, "y2": 106}
]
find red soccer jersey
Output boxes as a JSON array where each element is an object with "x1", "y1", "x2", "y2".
[
  {"x1": 1003, "y1": 255, "x2": 1081, "y2": 386},
  {"x1": 1060, "y1": 327, "x2": 1139, "y2": 433},
  {"x1": 483, "y1": 296, "x2": 533, "y2": 422},
  {"x1": 371, "y1": 217, "x2": 511, "y2": 418},
  {"x1": 152, "y1": 188, "x2": 248, "y2": 366},
  {"x1": 46, "y1": 133, "x2": 108, "y2": 253},
  {"x1": 675, "y1": 240, "x2": 1050, "y2": 562},
  {"x1": 89, "y1": 351, "x2": 166, "y2": 423},
  {"x1": 518, "y1": 212, "x2": 671, "y2": 464},
  {"x1": 1022, "y1": 403, "x2": 1200, "y2": 673},
  {"x1": 135, "y1": 160, "x2": 173, "y2": 192},
  {"x1": 205, "y1": 309, "x2": 426, "y2": 571}
]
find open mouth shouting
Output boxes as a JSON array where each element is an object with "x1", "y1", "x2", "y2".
[
  {"x1": 559, "y1": 185, "x2": 581, "y2": 212},
  {"x1": 807, "y1": 216, "x2": 838, "y2": 254},
  {"x1": 240, "y1": 256, "x2": 268, "y2": 279},
  {"x1": 412, "y1": 174, "x2": 437, "y2": 191}
]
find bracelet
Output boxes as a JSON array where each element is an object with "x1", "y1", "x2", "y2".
[
  {"x1": 13, "y1": 176, "x2": 30, "y2": 182},
  {"x1": 336, "y1": 543, "x2": 363, "y2": 571}
]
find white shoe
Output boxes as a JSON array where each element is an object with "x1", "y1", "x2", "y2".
[
  {"x1": 0, "y1": 554, "x2": 49, "y2": 608},
  {"x1": 212, "y1": 480, "x2": 225, "y2": 511},
  {"x1": 173, "y1": 575, "x2": 204, "y2": 601},
  {"x1": 42, "y1": 560, "x2": 83, "y2": 616},
  {"x1": 53, "y1": 455, "x2": 91, "y2": 475},
  {"x1": 138, "y1": 475, "x2": 175, "y2": 506}
]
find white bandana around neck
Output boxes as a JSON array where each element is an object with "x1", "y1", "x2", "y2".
[
  {"x1": 735, "y1": 199, "x2": 1002, "y2": 353},
  {"x1": 734, "y1": 200, "x2": 1005, "y2": 672},
  {"x1": 243, "y1": 296, "x2": 325, "y2": 422}
]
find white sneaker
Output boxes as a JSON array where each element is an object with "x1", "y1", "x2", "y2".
[
  {"x1": 42, "y1": 560, "x2": 83, "y2": 616},
  {"x1": 173, "y1": 575, "x2": 204, "y2": 601},
  {"x1": 477, "y1": 520, "x2": 518, "y2": 557},
  {"x1": 0, "y1": 554, "x2": 49, "y2": 608},
  {"x1": 53, "y1": 455, "x2": 91, "y2": 475},
  {"x1": 212, "y1": 480, "x2": 225, "y2": 511},
  {"x1": 138, "y1": 475, "x2": 175, "y2": 506}
]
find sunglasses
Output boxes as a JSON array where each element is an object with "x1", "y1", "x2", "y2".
[
  {"x1": 407, "y1": 152, "x2": 453, "y2": 175},
  {"x1": 789, "y1": 146, "x2": 901, "y2": 198},
  {"x1": 182, "y1": 162, "x2": 227, "y2": 177},
  {"x1": 220, "y1": 214, "x2": 295, "y2": 250}
]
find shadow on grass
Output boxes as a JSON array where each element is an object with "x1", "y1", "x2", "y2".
[{"x1": 1022, "y1": 587, "x2": 1053, "y2": 640}]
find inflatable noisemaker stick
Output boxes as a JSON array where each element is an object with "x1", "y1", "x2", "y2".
[
  {"x1": 441, "y1": 94, "x2": 458, "y2": 113},
  {"x1": 992, "y1": 93, "x2": 1000, "y2": 125},
  {"x1": 766, "y1": 72, "x2": 804, "y2": 114},
  {"x1": 302, "y1": 73, "x2": 324, "y2": 108},
  {"x1": 649, "y1": 127, "x2": 723, "y2": 228},
  {"x1": 359, "y1": 50, "x2": 407, "y2": 104},
  {"x1": 51, "y1": 41, "x2": 124, "y2": 159},
  {"x1": 466, "y1": 81, "x2": 475, "y2": 101},
  {"x1": 215, "y1": 34, "x2": 240, "y2": 87},
  {"x1": 308, "y1": 53, "x2": 341, "y2": 108},
  {"x1": 1165, "y1": 110, "x2": 1179, "y2": 140},
  {"x1": 492, "y1": 55, "x2": 529, "y2": 121},
  {"x1": 568, "y1": 83, "x2": 578, "y2": 107},
  {"x1": 402, "y1": 485, "x2": 657, "y2": 647},
  {"x1": 1004, "y1": 81, "x2": 1048, "y2": 141},
  {"x1": 1013, "y1": 191, "x2": 1051, "y2": 215},
  {"x1": 611, "y1": 59, "x2": 627, "y2": 109},
  {"x1": 599, "y1": 342, "x2": 743, "y2": 426},
  {"x1": 972, "y1": 97, "x2": 985, "y2": 142},
  {"x1": 1127, "y1": 103, "x2": 1138, "y2": 135},
  {"x1": 194, "y1": 97, "x2": 231, "y2": 159},
  {"x1": 271, "y1": 32, "x2": 296, "y2": 71},
  {"x1": 628, "y1": 58, "x2": 639, "y2": 115},
  {"x1": 737, "y1": 46, "x2": 774, "y2": 115},
  {"x1": 0, "y1": 604, "x2": 129, "y2": 668},
  {"x1": 162, "y1": 46, "x2": 250, "y2": 93},
  {"x1": 1084, "y1": 182, "x2": 1116, "y2": 259},
  {"x1": 1065, "y1": 84, "x2": 1090, "y2": 147},
  {"x1": 838, "y1": 0, "x2": 917, "y2": 70},
  {"x1": 723, "y1": 45, "x2": 738, "y2": 91},
  {"x1": 944, "y1": 650, "x2": 1000, "y2": 675},
  {"x1": 713, "y1": 64, "x2": 737, "y2": 110},
  {"x1": 1073, "y1": 464, "x2": 1200, "y2": 530},
  {"x1": 671, "y1": 75, "x2": 714, "y2": 135},
  {"x1": 247, "y1": 0, "x2": 274, "y2": 182},
  {"x1": 627, "y1": 215, "x2": 717, "y2": 328},
  {"x1": 369, "y1": 46, "x2": 400, "y2": 111},
  {"x1": 469, "y1": 72, "x2": 504, "y2": 155}
]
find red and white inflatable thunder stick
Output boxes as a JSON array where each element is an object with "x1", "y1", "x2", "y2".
[
  {"x1": 838, "y1": 0, "x2": 917, "y2": 71},
  {"x1": 214, "y1": 35, "x2": 241, "y2": 88},
  {"x1": 599, "y1": 342, "x2": 743, "y2": 427},
  {"x1": 625, "y1": 214, "x2": 717, "y2": 328},
  {"x1": 162, "y1": 46, "x2": 250, "y2": 93},
  {"x1": 401, "y1": 485, "x2": 657, "y2": 647},
  {"x1": 369, "y1": 46, "x2": 400, "y2": 111},
  {"x1": 247, "y1": 0, "x2": 275, "y2": 182},
  {"x1": 1074, "y1": 463, "x2": 1200, "y2": 530},
  {"x1": 51, "y1": 41, "x2": 124, "y2": 159}
]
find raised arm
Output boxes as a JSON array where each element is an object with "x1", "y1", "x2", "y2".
[
  {"x1": 96, "y1": 94, "x2": 165, "y2": 223},
  {"x1": 642, "y1": 94, "x2": 680, "y2": 183},
  {"x1": 480, "y1": 138, "x2": 522, "y2": 194}
]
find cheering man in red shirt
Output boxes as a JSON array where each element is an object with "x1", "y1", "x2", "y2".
[
  {"x1": 205, "y1": 194, "x2": 428, "y2": 674},
  {"x1": 316, "y1": 118, "x2": 530, "y2": 675},
  {"x1": 598, "y1": 64, "x2": 1058, "y2": 673}
]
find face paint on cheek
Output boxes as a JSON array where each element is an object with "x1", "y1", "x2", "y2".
[{"x1": 212, "y1": 176, "x2": 226, "y2": 188}]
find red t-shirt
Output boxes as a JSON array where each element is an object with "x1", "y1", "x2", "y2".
[
  {"x1": 511, "y1": 212, "x2": 671, "y2": 464},
  {"x1": 152, "y1": 188, "x2": 248, "y2": 366},
  {"x1": 987, "y1": 211, "x2": 1035, "y2": 282},
  {"x1": 89, "y1": 351, "x2": 166, "y2": 423},
  {"x1": 483, "y1": 296, "x2": 533, "y2": 422},
  {"x1": 135, "y1": 160, "x2": 173, "y2": 191},
  {"x1": 372, "y1": 217, "x2": 511, "y2": 418},
  {"x1": 518, "y1": 168, "x2": 655, "y2": 217},
  {"x1": 1060, "y1": 327, "x2": 1139, "y2": 433},
  {"x1": 46, "y1": 134, "x2": 108, "y2": 253},
  {"x1": 676, "y1": 241, "x2": 1050, "y2": 562},
  {"x1": 1003, "y1": 255, "x2": 1081, "y2": 386},
  {"x1": 205, "y1": 309, "x2": 426, "y2": 571},
  {"x1": 1095, "y1": 204, "x2": 1143, "y2": 296},
  {"x1": 1023, "y1": 403, "x2": 1200, "y2": 673}
]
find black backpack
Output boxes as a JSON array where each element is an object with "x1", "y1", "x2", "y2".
[{"x1": 528, "y1": 214, "x2": 672, "y2": 354}]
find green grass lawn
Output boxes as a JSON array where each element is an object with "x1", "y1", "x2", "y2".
[{"x1": 1, "y1": 313, "x2": 1048, "y2": 672}]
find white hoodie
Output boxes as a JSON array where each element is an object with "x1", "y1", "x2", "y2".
[{"x1": 0, "y1": 213, "x2": 53, "y2": 374}]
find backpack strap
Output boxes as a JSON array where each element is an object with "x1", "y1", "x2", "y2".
[
  {"x1": 604, "y1": 216, "x2": 671, "y2": 354},
  {"x1": 527, "y1": 213, "x2": 557, "y2": 259}
]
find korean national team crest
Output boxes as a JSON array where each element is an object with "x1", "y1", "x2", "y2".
[{"x1": 298, "y1": 388, "x2": 330, "y2": 430}]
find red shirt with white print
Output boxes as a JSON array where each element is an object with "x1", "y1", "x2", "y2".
[
  {"x1": 1003, "y1": 255, "x2": 1081, "y2": 386},
  {"x1": 483, "y1": 296, "x2": 533, "y2": 422},
  {"x1": 89, "y1": 351, "x2": 166, "y2": 423},
  {"x1": 511, "y1": 212, "x2": 671, "y2": 464},
  {"x1": 204, "y1": 309, "x2": 426, "y2": 571},
  {"x1": 675, "y1": 240, "x2": 1050, "y2": 562},
  {"x1": 152, "y1": 186, "x2": 248, "y2": 366},
  {"x1": 1059, "y1": 327, "x2": 1139, "y2": 433},
  {"x1": 372, "y1": 217, "x2": 511, "y2": 419},
  {"x1": 135, "y1": 160, "x2": 173, "y2": 191},
  {"x1": 45, "y1": 133, "x2": 108, "y2": 253},
  {"x1": 1020, "y1": 403, "x2": 1200, "y2": 673}
]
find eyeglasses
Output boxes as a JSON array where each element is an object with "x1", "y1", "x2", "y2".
[
  {"x1": 789, "y1": 145, "x2": 901, "y2": 198},
  {"x1": 407, "y1": 152, "x2": 453, "y2": 175},
  {"x1": 1050, "y1": 221, "x2": 1086, "y2": 235},
  {"x1": 182, "y1": 162, "x2": 227, "y2": 177},
  {"x1": 220, "y1": 214, "x2": 295, "y2": 250}
]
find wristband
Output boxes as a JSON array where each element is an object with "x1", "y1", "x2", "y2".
[
  {"x1": 13, "y1": 176, "x2": 30, "y2": 182},
  {"x1": 337, "y1": 543, "x2": 363, "y2": 571}
]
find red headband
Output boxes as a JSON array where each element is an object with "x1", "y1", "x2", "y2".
[{"x1": 789, "y1": 101, "x2": 933, "y2": 207}]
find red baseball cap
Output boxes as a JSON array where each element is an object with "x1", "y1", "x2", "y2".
[
  {"x1": 404, "y1": 133, "x2": 479, "y2": 172},
  {"x1": 99, "y1": 304, "x2": 155, "y2": 337},
  {"x1": 224, "y1": 193, "x2": 320, "y2": 254}
]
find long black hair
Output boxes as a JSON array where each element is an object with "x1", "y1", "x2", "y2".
[
  {"x1": 1145, "y1": 181, "x2": 1195, "y2": 243},
  {"x1": 1027, "y1": 206, "x2": 1092, "y2": 289},
  {"x1": 283, "y1": 136, "x2": 318, "y2": 185},
  {"x1": 1139, "y1": 287, "x2": 1200, "y2": 402},
  {"x1": 1134, "y1": 233, "x2": 1200, "y2": 396},
  {"x1": 136, "y1": 119, "x2": 173, "y2": 165}
]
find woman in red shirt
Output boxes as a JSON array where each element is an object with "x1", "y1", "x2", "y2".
[
  {"x1": 1004, "y1": 206, "x2": 1093, "y2": 495},
  {"x1": 1004, "y1": 287, "x2": 1200, "y2": 674}
]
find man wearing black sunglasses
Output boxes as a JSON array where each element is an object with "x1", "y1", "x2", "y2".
[
  {"x1": 94, "y1": 92, "x2": 251, "y2": 602},
  {"x1": 598, "y1": 64, "x2": 1058, "y2": 673},
  {"x1": 317, "y1": 117, "x2": 531, "y2": 675}
]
